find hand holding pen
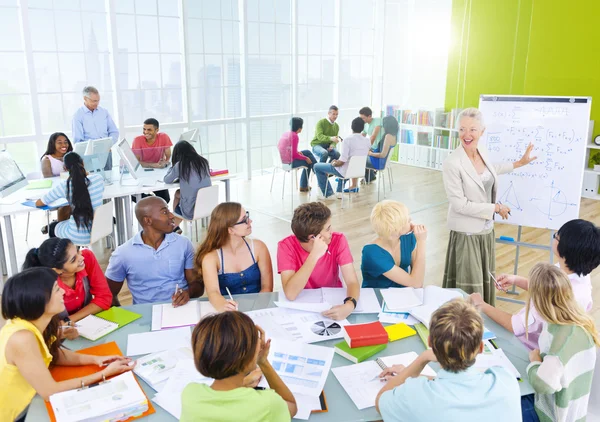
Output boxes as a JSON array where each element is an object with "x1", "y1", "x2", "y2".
[
  {"x1": 172, "y1": 283, "x2": 190, "y2": 307},
  {"x1": 496, "y1": 202, "x2": 511, "y2": 220},
  {"x1": 488, "y1": 271, "x2": 508, "y2": 293},
  {"x1": 223, "y1": 287, "x2": 239, "y2": 311}
]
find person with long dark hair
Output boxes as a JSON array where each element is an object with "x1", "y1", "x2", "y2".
[
  {"x1": 41, "y1": 132, "x2": 73, "y2": 178},
  {"x1": 35, "y1": 152, "x2": 105, "y2": 244},
  {"x1": 23, "y1": 238, "x2": 112, "y2": 339},
  {"x1": 364, "y1": 115, "x2": 399, "y2": 186},
  {"x1": 0, "y1": 268, "x2": 133, "y2": 422},
  {"x1": 164, "y1": 140, "x2": 212, "y2": 226}
]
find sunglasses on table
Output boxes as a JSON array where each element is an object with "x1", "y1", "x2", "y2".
[{"x1": 234, "y1": 211, "x2": 250, "y2": 225}]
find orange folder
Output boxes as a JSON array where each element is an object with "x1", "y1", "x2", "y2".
[{"x1": 44, "y1": 341, "x2": 155, "y2": 422}]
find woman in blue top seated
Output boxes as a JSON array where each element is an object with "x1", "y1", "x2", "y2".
[
  {"x1": 361, "y1": 200, "x2": 427, "y2": 288},
  {"x1": 365, "y1": 115, "x2": 399, "y2": 183},
  {"x1": 195, "y1": 202, "x2": 274, "y2": 312}
]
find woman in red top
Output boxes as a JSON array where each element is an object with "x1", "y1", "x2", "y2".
[{"x1": 22, "y1": 238, "x2": 112, "y2": 339}]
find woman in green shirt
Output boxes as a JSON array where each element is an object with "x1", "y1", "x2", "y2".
[{"x1": 180, "y1": 312, "x2": 297, "y2": 422}]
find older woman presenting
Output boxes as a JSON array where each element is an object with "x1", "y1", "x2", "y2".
[{"x1": 442, "y1": 108, "x2": 535, "y2": 305}]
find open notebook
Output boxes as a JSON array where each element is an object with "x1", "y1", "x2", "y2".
[
  {"x1": 151, "y1": 300, "x2": 217, "y2": 330},
  {"x1": 76, "y1": 307, "x2": 141, "y2": 341},
  {"x1": 381, "y1": 286, "x2": 463, "y2": 326}
]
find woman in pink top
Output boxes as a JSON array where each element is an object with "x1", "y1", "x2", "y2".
[
  {"x1": 277, "y1": 202, "x2": 360, "y2": 321},
  {"x1": 277, "y1": 117, "x2": 317, "y2": 192}
]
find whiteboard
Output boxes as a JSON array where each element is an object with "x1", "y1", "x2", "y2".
[{"x1": 479, "y1": 95, "x2": 591, "y2": 230}]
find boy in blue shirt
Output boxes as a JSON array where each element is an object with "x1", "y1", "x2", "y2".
[{"x1": 376, "y1": 299, "x2": 521, "y2": 422}]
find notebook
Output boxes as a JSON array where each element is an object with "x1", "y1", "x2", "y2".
[
  {"x1": 384, "y1": 323, "x2": 416, "y2": 342},
  {"x1": 21, "y1": 199, "x2": 68, "y2": 210},
  {"x1": 334, "y1": 340, "x2": 387, "y2": 363},
  {"x1": 76, "y1": 307, "x2": 142, "y2": 341},
  {"x1": 133, "y1": 347, "x2": 194, "y2": 391},
  {"x1": 160, "y1": 300, "x2": 217, "y2": 329},
  {"x1": 26, "y1": 179, "x2": 52, "y2": 190}
]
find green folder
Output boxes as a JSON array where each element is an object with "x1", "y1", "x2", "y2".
[
  {"x1": 95, "y1": 307, "x2": 142, "y2": 327},
  {"x1": 334, "y1": 340, "x2": 387, "y2": 364},
  {"x1": 414, "y1": 323, "x2": 430, "y2": 348},
  {"x1": 25, "y1": 179, "x2": 52, "y2": 190}
]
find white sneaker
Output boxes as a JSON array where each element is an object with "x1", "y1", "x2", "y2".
[
  {"x1": 335, "y1": 192, "x2": 343, "y2": 199},
  {"x1": 317, "y1": 190, "x2": 334, "y2": 201}
]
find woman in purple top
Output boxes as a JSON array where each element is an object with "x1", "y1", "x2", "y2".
[{"x1": 277, "y1": 117, "x2": 317, "y2": 192}]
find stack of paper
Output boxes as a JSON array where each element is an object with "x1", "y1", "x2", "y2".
[
  {"x1": 76, "y1": 307, "x2": 141, "y2": 341},
  {"x1": 331, "y1": 352, "x2": 436, "y2": 410},
  {"x1": 380, "y1": 286, "x2": 462, "y2": 326},
  {"x1": 275, "y1": 288, "x2": 381, "y2": 314},
  {"x1": 126, "y1": 327, "x2": 192, "y2": 356},
  {"x1": 151, "y1": 300, "x2": 217, "y2": 331},
  {"x1": 474, "y1": 340, "x2": 521, "y2": 380},
  {"x1": 49, "y1": 371, "x2": 148, "y2": 422},
  {"x1": 133, "y1": 347, "x2": 194, "y2": 391}
]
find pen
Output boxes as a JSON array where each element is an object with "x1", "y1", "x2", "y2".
[
  {"x1": 498, "y1": 201, "x2": 511, "y2": 216},
  {"x1": 60, "y1": 324, "x2": 80, "y2": 329},
  {"x1": 174, "y1": 283, "x2": 180, "y2": 296},
  {"x1": 225, "y1": 287, "x2": 238, "y2": 310},
  {"x1": 488, "y1": 271, "x2": 507, "y2": 292}
]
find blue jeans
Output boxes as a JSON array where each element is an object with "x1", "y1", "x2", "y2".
[
  {"x1": 290, "y1": 150, "x2": 316, "y2": 189},
  {"x1": 521, "y1": 394, "x2": 539, "y2": 422},
  {"x1": 314, "y1": 163, "x2": 344, "y2": 197},
  {"x1": 312, "y1": 145, "x2": 341, "y2": 163}
]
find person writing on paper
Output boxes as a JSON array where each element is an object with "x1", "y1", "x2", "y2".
[
  {"x1": 277, "y1": 202, "x2": 360, "y2": 321},
  {"x1": 442, "y1": 107, "x2": 536, "y2": 305},
  {"x1": 195, "y1": 202, "x2": 273, "y2": 312},
  {"x1": 470, "y1": 218, "x2": 600, "y2": 351},
  {"x1": 131, "y1": 118, "x2": 172, "y2": 205},
  {"x1": 514, "y1": 263, "x2": 599, "y2": 422},
  {"x1": 41, "y1": 132, "x2": 73, "y2": 178},
  {"x1": 22, "y1": 238, "x2": 113, "y2": 340},
  {"x1": 164, "y1": 140, "x2": 212, "y2": 231},
  {"x1": 180, "y1": 311, "x2": 297, "y2": 421},
  {"x1": 361, "y1": 201, "x2": 426, "y2": 289},
  {"x1": 0, "y1": 268, "x2": 134, "y2": 422},
  {"x1": 375, "y1": 299, "x2": 520, "y2": 422},
  {"x1": 105, "y1": 197, "x2": 204, "y2": 306},
  {"x1": 35, "y1": 152, "x2": 105, "y2": 244},
  {"x1": 311, "y1": 105, "x2": 341, "y2": 163}
]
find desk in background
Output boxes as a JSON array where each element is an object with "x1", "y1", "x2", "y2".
[
  {"x1": 0, "y1": 168, "x2": 235, "y2": 276},
  {"x1": 25, "y1": 291, "x2": 533, "y2": 422}
]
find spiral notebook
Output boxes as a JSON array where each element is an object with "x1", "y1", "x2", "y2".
[{"x1": 76, "y1": 307, "x2": 142, "y2": 341}]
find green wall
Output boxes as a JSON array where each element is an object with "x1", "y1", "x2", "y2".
[{"x1": 445, "y1": 0, "x2": 600, "y2": 132}]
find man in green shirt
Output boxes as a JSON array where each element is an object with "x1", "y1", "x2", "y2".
[{"x1": 311, "y1": 105, "x2": 341, "y2": 163}]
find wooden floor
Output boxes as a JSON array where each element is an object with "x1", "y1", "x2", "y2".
[{"x1": 2, "y1": 163, "x2": 599, "y2": 325}]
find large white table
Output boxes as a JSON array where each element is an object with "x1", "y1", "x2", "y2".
[{"x1": 0, "y1": 168, "x2": 234, "y2": 276}]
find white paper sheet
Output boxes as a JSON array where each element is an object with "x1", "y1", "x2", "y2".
[
  {"x1": 276, "y1": 288, "x2": 382, "y2": 314},
  {"x1": 331, "y1": 352, "x2": 436, "y2": 410},
  {"x1": 153, "y1": 301, "x2": 217, "y2": 330},
  {"x1": 378, "y1": 311, "x2": 420, "y2": 326},
  {"x1": 126, "y1": 327, "x2": 192, "y2": 356},
  {"x1": 133, "y1": 347, "x2": 194, "y2": 390},
  {"x1": 257, "y1": 339, "x2": 334, "y2": 397},
  {"x1": 246, "y1": 307, "x2": 349, "y2": 344},
  {"x1": 380, "y1": 287, "x2": 423, "y2": 312},
  {"x1": 474, "y1": 340, "x2": 521, "y2": 379},
  {"x1": 294, "y1": 393, "x2": 323, "y2": 420}
]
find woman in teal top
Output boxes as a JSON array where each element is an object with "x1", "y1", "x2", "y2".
[{"x1": 361, "y1": 200, "x2": 427, "y2": 288}]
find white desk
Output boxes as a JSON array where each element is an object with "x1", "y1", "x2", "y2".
[{"x1": 0, "y1": 168, "x2": 235, "y2": 276}]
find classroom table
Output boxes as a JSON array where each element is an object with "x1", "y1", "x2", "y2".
[
  {"x1": 26, "y1": 290, "x2": 533, "y2": 422},
  {"x1": 0, "y1": 168, "x2": 234, "y2": 276}
]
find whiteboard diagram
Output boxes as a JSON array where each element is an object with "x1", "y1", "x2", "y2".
[{"x1": 479, "y1": 95, "x2": 591, "y2": 230}]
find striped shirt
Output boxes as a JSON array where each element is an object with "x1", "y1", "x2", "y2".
[
  {"x1": 42, "y1": 173, "x2": 105, "y2": 245},
  {"x1": 527, "y1": 323, "x2": 596, "y2": 422}
]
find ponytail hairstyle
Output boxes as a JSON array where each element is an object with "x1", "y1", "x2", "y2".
[
  {"x1": 23, "y1": 238, "x2": 73, "y2": 271},
  {"x1": 172, "y1": 140, "x2": 210, "y2": 183},
  {"x1": 1, "y1": 267, "x2": 62, "y2": 364},
  {"x1": 63, "y1": 152, "x2": 94, "y2": 231}
]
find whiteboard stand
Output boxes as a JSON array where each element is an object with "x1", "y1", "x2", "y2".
[{"x1": 495, "y1": 226, "x2": 554, "y2": 305}]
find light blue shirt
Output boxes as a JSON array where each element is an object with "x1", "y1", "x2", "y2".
[
  {"x1": 72, "y1": 105, "x2": 119, "y2": 144},
  {"x1": 378, "y1": 367, "x2": 521, "y2": 422},
  {"x1": 105, "y1": 232, "x2": 195, "y2": 304}
]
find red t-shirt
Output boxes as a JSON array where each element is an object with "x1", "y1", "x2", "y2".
[
  {"x1": 276, "y1": 232, "x2": 353, "y2": 289},
  {"x1": 57, "y1": 249, "x2": 112, "y2": 315},
  {"x1": 132, "y1": 132, "x2": 173, "y2": 163}
]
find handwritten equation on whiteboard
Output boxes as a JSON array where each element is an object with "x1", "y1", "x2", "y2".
[{"x1": 479, "y1": 100, "x2": 589, "y2": 230}]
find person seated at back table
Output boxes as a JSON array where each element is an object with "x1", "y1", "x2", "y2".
[
  {"x1": 310, "y1": 105, "x2": 341, "y2": 163},
  {"x1": 164, "y1": 140, "x2": 212, "y2": 232},
  {"x1": 470, "y1": 218, "x2": 600, "y2": 351},
  {"x1": 313, "y1": 117, "x2": 371, "y2": 200},
  {"x1": 195, "y1": 202, "x2": 273, "y2": 312},
  {"x1": 277, "y1": 202, "x2": 360, "y2": 321},
  {"x1": 132, "y1": 117, "x2": 172, "y2": 204},
  {"x1": 180, "y1": 312, "x2": 297, "y2": 422},
  {"x1": 361, "y1": 200, "x2": 427, "y2": 289},
  {"x1": 375, "y1": 298, "x2": 521, "y2": 422},
  {"x1": 0, "y1": 268, "x2": 134, "y2": 422},
  {"x1": 40, "y1": 132, "x2": 74, "y2": 229},
  {"x1": 105, "y1": 196, "x2": 204, "y2": 306},
  {"x1": 36, "y1": 152, "x2": 104, "y2": 245},
  {"x1": 22, "y1": 238, "x2": 112, "y2": 340},
  {"x1": 277, "y1": 117, "x2": 317, "y2": 192}
]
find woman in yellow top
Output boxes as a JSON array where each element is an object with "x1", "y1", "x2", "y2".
[{"x1": 0, "y1": 267, "x2": 135, "y2": 422}]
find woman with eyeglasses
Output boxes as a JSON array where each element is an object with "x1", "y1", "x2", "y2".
[
  {"x1": 22, "y1": 238, "x2": 113, "y2": 340},
  {"x1": 195, "y1": 202, "x2": 274, "y2": 312},
  {"x1": 35, "y1": 152, "x2": 105, "y2": 245}
]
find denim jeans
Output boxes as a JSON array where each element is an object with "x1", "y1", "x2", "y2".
[
  {"x1": 521, "y1": 394, "x2": 540, "y2": 422},
  {"x1": 312, "y1": 144, "x2": 341, "y2": 163},
  {"x1": 314, "y1": 163, "x2": 344, "y2": 197},
  {"x1": 289, "y1": 150, "x2": 316, "y2": 189}
]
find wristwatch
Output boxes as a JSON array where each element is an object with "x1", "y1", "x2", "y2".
[{"x1": 343, "y1": 297, "x2": 357, "y2": 309}]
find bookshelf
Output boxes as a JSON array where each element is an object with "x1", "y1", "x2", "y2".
[
  {"x1": 583, "y1": 123, "x2": 600, "y2": 199},
  {"x1": 386, "y1": 106, "x2": 462, "y2": 171}
]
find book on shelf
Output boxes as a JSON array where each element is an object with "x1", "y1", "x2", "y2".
[
  {"x1": 401, "y1": 130, "x2": 415, "y2": 145},
  {"x1": 417, "y1": 132, "x2": 432, "y2": 147}
]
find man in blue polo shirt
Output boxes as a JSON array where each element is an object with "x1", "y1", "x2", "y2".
[
  {"x1": 375, "y1": 299, "x2": 521, "y2": 422},
  {"x1": 106, "y1": 196, "x2": 204, "y2": 305}
]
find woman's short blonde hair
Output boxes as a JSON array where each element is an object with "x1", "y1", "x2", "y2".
[
  {"x1": 456, "y1": 107, "x2": 485, "y2": 129},
  {"x1": 370, "y1": 200, "x2": 410, "y2": 238}
]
